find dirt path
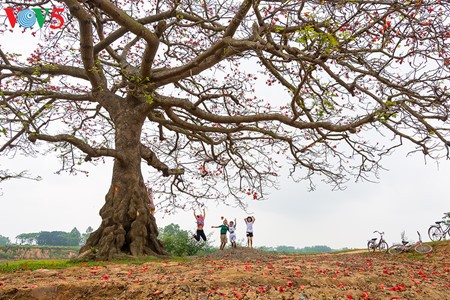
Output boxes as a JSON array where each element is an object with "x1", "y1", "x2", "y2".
[{"x1": 0, "y1": 243, "x2": 449, "y2": 299}]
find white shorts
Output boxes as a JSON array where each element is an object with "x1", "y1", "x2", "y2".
[{"x1": 230, "y1": 233, "x2": 236, "y2": 242}]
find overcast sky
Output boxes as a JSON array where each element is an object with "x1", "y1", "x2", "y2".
[
  {"x1": 1, "y1": 14, "x2": 449, "y2": 251},
  {"x1": 1, "y1": 146, "x2": 448, "y2": 250}
]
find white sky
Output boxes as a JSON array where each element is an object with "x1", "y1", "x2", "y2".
[
  {"x1": 1, "y1": 147, "x2": 448, "y2": 250},
  {"x1": 0, "y1": 12, "x2": 449, "y2": 251}
]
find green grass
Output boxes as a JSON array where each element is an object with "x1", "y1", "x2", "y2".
[
  {"x1": 426, "y1": 240, "x2": 443, "y2": 248},
  {"x1": 328, "y1": 248, "x2": 361, "y2": 254},
  {"x1": 0, "y1": 256, "x2": 192, "y2": 273},
  {"x1": 1, "y1": 260, "x2": 79, "y2": 272},
  {"x1": 0, "y1": 259, "x2": 104, "y2": 272}
]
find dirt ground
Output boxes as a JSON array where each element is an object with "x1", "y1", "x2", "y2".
[{"x1": 0, "y1": 242, "x2": 449, "y2": 300}]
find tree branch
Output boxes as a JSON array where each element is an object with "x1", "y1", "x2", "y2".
[
  {"x1": 88, "y1": 0, "x2": 160, "y2": 79},
  {"x1": 222, "y1": 0, "x2": 253, "y2": 38},
  {"x1": 28, "y1": 133, "x2": 125, "y2": 162},
  {"x1": 155, "y1": 94, "x2": 375, "y2": 133},
  {"x1": 0, "y1": 169, "x2": 41, "y2": 183},
  {"x1": 62, "y1": 0, "x2": 106, "y2": 89},
  {"x1": 140, "y1": 144, "x2": 184, "y2": 177},
  {"x1": 0, "y1": 64, "x2": 89, "y2": 81}
]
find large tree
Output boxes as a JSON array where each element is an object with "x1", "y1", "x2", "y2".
[{"x1": 1, "y1": 0, "x2": 449, "y2": 259}]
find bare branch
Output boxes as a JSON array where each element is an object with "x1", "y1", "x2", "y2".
[
  {"x1": 140, "y1": 144, "x2": 184, "y2": 177},
  {"x1": 61, "y1": 0, "x2": 106, "y2": 89},
  {"x1": 28, "y1": 133, "x2": 125, "y2": 162}
]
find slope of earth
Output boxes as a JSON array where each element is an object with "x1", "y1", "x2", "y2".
[
  {"x1": 0, "y1": 246, "x2": 79, "y2": 260},
  {"x1": 0, "y1": 242, "x2": 449, "y2": 299}
]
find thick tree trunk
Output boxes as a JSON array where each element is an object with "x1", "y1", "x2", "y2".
[{"x1": 79, "y1": 103, "x2": 167, "y2": 260}]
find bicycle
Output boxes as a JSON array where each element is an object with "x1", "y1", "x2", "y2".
[
  {"x1": 428, "y1": 212, "x2": 450, "y2": 241},
  {"x1": 367, "y1": 230, "x2": 388, "y2": 252},
  {"x1": 388, "y1": 231, "x2": 432, "y2": 255}
]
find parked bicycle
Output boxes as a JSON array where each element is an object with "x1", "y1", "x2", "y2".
[
  {"x1": 367, "y1": 230, "x2": 388, "y2": 252},
  {"x1": 428, "y1": 212, "x2": 450, "y2": 241},
  {"x1": 388, "y1": 231, "x2": 432, "y2": 255}
]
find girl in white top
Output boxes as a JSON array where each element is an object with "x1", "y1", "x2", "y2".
[
  {"x1": 244, "y1": 216, "x2": 255, "y2": 248},
  {"x1": 228, "y1": 219, "x2": 237, "y2": 248}
]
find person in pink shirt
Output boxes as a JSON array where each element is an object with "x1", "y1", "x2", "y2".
[{"x1": 192, "y1": 208, "x2": 207, "y2": 241}]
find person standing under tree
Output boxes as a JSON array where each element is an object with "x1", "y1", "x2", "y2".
[
  {"x1": 212, "y1": 219, "x2": 229, "y2": 250},
  {"x1": 228, "y1": 219, "x2": 237, "y2": 248},
  {"x1": 245, "y1": 216, "x2": 255, "y2": 248},
  {"x1": 192, "y1": 208, "x2": 207, "y2": 242}
]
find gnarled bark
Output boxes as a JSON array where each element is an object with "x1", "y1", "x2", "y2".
[{"x1": 80, "y1": 103, "x2": 166, "y2": 260}]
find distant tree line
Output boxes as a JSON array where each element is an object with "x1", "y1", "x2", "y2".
[
  {"x1": 6, "y1": 224, "x2": 210, "y2": 255},
  {"x1": 158, "y1": 224, "x2": 340, "y2": 256},
  {"x1": 14, "y1": 227, "x2": 93, "y2": 246},
  {"x1": 0, "y1": 235, "x2": 11, "y2": 245},
  {"x1": 4, "y1": 225, "x2": 342, "y2": 254},
  {"x1": 258, "y1": 245, "x2": 338, "y2": 254}
]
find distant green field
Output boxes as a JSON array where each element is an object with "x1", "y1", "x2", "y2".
[
  {"x1": 0, "y1": 259, "x2": 91, "y2": 272},
  {"x1": 0, "y1": 256, "x2": 189, "y2": 273}
]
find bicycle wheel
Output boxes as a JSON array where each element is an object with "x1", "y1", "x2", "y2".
[
  {"x1": 377, "y1": 241, "x2": 389, "y2": 253},
  {"x1": 388, "y1": 245, "x2": 404, "y2": 255},
  {"x1": 415, "y1": 243, "x2": 432, "y2": 254},
  {"x1": 428, "y1": 226, "x2": 444, "y2": 242},
  {"x1": 445, "y1": 226, "x2": 450, "y2": 239},
  {"x1": 367, "y1": 240, "x2": 376, "y2": 252}
]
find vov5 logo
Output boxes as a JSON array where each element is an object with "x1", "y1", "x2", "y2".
[{"x1": 4, "y1": 7, "x2": 64, "y2": 29}]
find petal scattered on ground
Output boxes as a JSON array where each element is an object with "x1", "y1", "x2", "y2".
[{"x1": 0, "y1": 242, "x2": 449, "y2": 299}]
